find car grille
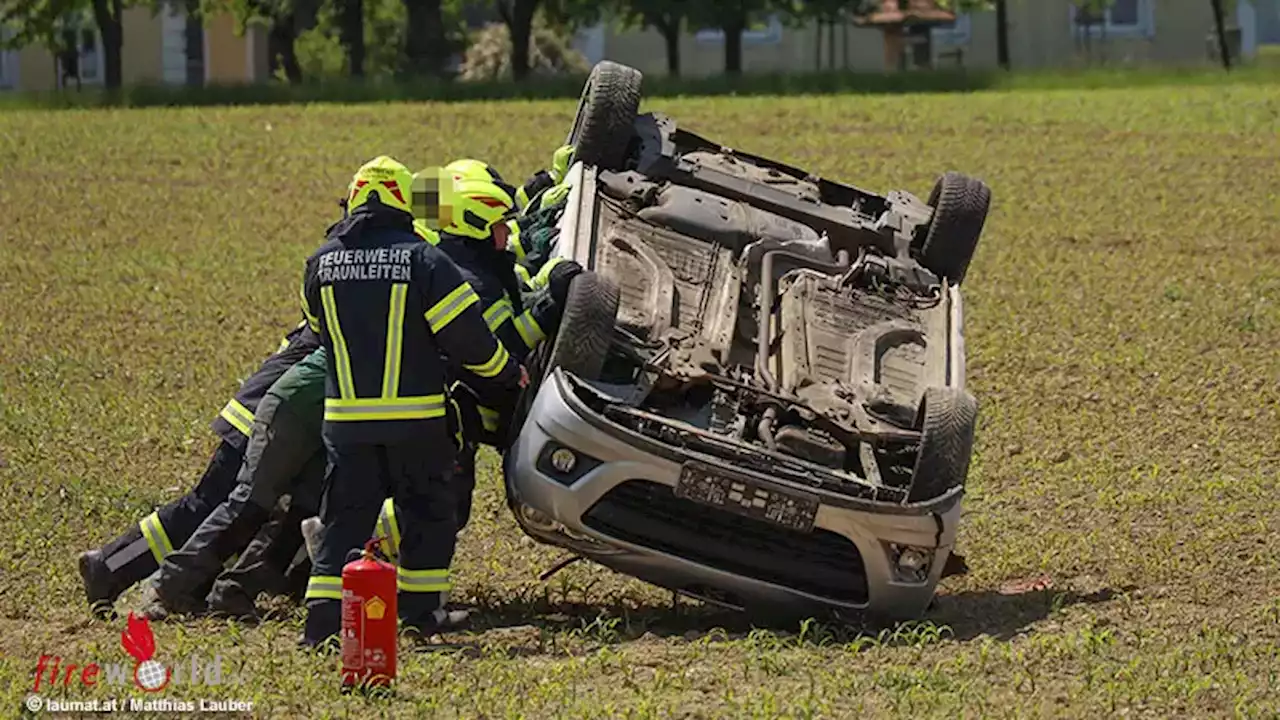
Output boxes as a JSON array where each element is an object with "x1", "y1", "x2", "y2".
[{"x1": 582, "y1": 479, "x2": 868, "y2": 604}]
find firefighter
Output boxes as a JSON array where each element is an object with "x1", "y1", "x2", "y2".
[
  {"x1": 141, "y1": 345, "x2": 329, "y2": 620},
  {"x1": 515, "y1": 144, "x2": 576, "y2": 214},
  {"x1": 370, "y1": 160, "x2": 584, "y2": 565},
  {"x1": 299, "y1": 156, "x2": 526, "y2": 648},
  {"x1": 77, "y1": 319, "x2": 320, "y2": 616}
]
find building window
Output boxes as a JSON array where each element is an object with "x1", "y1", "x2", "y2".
[
  {"x1": 931, "y1": 12, "x2": 972, "y2": 45},
  {"x1": 695, "y1": 14, "x2": 784, "y2": 45},
  {"x1": 1070, "y1": 0, "x2": 1154, "y2": 37},
  {"x1": 57, "y1": 26, "x2": 103, "y2": 87}
]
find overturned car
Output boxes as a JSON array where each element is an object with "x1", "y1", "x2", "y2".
[{"x1": 504, "y1": 62, "x2": 991, "y2": 622}]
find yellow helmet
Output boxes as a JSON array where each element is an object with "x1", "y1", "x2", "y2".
[
  {"x1": 347, "y1": 156, "x2": 414, "y2": 215},
  {"x1": 441, "y1": 176, "x2": 515, "y2": 240}
]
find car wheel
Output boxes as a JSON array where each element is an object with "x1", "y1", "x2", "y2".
[
  {"x1": 908, "y1": 386, "x2": 978, "y2": 502},
  {"x1": 567, "y1": 61, "x2": 643, "y2": 172},
  {"x1": 918, "y1": 172, "x2": 991, "y2": 286},
  {"x1": 545, "y1": 270, "x2": 620, "y2": 382}
]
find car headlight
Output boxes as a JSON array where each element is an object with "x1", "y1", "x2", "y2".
[
  {"x1": 886, "y1": 543, "x2": 934, "y2": 583},
  {"x1": 536, "y1": 442, "x2": 602, "y2": 486}
]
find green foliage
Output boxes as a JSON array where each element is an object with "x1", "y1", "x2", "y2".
[
  {"x1": 457, "y1": 17, "x2": 588, "y2": 82},
  {"x1": 0, "y1": 0, "x2": 95, "y2": 52}
]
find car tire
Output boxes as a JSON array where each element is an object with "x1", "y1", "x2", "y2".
[
  {"x1": 918, "y1": 172, "x2": 991, "y2": 286},
  {"x1": 567, "y1": 61, "x2": 643, "y2": 171},
  {"x1": 544, "y1": 270, "x2": 620, "y2": 382},
  {"x1": 908, "y1": 386, "x2": 978, "y2": 502}
]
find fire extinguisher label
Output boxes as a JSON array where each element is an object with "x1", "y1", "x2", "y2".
[
  {"x1": 365, "y1": 595, "x2": 387, "y2": 620},
  {"x1": 341, "y1": 593, "x2": 365, "y2": 671}
]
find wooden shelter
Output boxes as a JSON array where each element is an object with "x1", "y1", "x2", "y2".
[{"x1": 853, "y1": 0, "x2": 958, "y2": 71}]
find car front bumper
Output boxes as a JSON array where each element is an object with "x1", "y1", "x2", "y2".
[{"x1": 504, "y1": 370, "x2": 963, "y2": 621}]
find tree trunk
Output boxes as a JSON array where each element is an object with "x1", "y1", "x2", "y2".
[
  {"x1": 658, "y1": 18, "x2": 681, "y2": 77},
  {"x1": 91, "y1": 0, "x2": 124, "y2": 89},
  {"x1": 995, "y1": 0, "x2": 1010, "y2": 69},
  {"x1": 724, "y1": 18, "x2": 744, "y2": 75},
  {"x1": 403, "y1": 0, "x2": 447, "y2": 77},
  {"x1": 827, "y1": 17, "x2": 835, "y2": 69},
  {"x1": 339, "y1": 0, "x2": 365, "y2": 77},
  {"x1": 268, "y1": 14, "x2": 303, "y2": 83},
  {"x1": 815, "y1": 19, "x2": 823, "y2": 70},
  {"x1": 506, "y1": 0, "x2": 538, "y2": 81},
  {"x1": 1211, "y1": 0, "x2": 1232, "y2": 69},
  {"x1": 183, "y1": 0, "x2": 204, "y2": 86},
  {"x1": 842, "y1": 15, "x2": 849, "y2": 69}
]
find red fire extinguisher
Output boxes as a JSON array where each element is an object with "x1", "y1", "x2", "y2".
[{"x1": 341, "y1": 537, "x2": 397, "y2": 691}]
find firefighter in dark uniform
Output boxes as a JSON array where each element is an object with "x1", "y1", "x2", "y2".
[
  {"x1": 77, "y1": 320, "x2": 320, "y2": 616},
  {"x1": 370, "y1": 160, "x2": 583, "y2": 564},
  {"x1": 142, "y1": 345, "x2": 330, "y2": 620},
  {"x1": 299, "y1": 156, "x2": 525, "y2": 647}
]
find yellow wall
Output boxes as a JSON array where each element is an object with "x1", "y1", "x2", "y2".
[
  {"x1": 204, "y1": 13, "x2": 246, "y2": 84},
  {"x1": 204, "y1": 14, "x2": 269, "y2": 84},
  {"x1": 17, "y1": 46, "x2": 55, "y2": 92},
  {"x1": 9, "y1": 7, "x2": 265, "y2": 91},
  {"x1": 122, "y1": 7, "x2": 163, "y2": 84}
]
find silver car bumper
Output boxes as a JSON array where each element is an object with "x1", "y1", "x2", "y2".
[{"x1": 505, "y1": 370, "x2": 963, "y2": 621}]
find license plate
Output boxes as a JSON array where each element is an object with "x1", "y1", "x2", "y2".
[{"x1": 674, "y1": 463, "x2": 819, "y2": 532}]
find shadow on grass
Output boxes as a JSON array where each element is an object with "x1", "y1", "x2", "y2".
[
  {"x1": 453, "y1": 579, "x2": 1130, "y2": 651},
  {"x1": 928, "y1": 584, "x2": 1131, "y2": 642}
]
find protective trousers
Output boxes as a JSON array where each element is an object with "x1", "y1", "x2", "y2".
[
  {"x1": 152, "y1": 393, "x2": 325, "y2": 610},
  {"x1": 207, "y1": 497, "x2": 316, "y2": 613},
  {"x1": 374, "y1": 440, "x2": 477, "y2": 564},
  {"x1": 302, "y1": 440, "x2": 458, "y2": 646},
  {"x1": 94, "y1": 440, "x2": 244, "y2": 598}
]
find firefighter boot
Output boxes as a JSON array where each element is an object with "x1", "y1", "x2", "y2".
[{"x1": 77, "y1": 549, "x2": 121, "y2": 617}]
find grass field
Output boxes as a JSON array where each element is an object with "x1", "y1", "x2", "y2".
[{"x1": 1, "y1": 82, "x2": 1278, "y2": 718}]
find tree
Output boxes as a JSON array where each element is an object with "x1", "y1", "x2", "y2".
[
  {"x1": 1, "y1": 0, "x2": 126, "y2": 89},
  {"x1": 613, "y1": 0, "x2": 689, "y2": 77},
  {"x1": 794, "y1": 0, "x2": 873, "y2": 70},
  {"x1": 402, "y1": 0, "x2": 448, "y2": 77},
  {"x1": 337, "y1": 0, "x2": 365, "y2": 75},
  {"x1": 491, "y1": 0, "x2": 540, "y2": 80},
  {"x1": 1210, "y1": 0, "x2": 1232, "y2": 69},
  {"x1": 687, "y1": 0, "x2": 790, "y2": 75},
  {"x1": 934, "y1": 0, "x2": 1009, "y2": 69}
]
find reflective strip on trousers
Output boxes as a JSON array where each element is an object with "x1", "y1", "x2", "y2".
[
  {"x1": 219, "y1": 398, "x2": 255, "y2": 437},
  {"x1": 323, "y1": 395, "x2": 446, "y2": 422},
  {"x1": 320, "y1": 285, "x2": 356, "y2": 399},
  {"x1": 306, "y1": 575, "x2": 343, "y2": 601},
  {"x1": 478, "y1": 404, "x2": 500, "y2": 432},
  {"x1": 139, "y1": 511, "x2": 174, "y2": 564},
  {"x1": 375, "y1": 498, "x2": 401, "y2": 562},
  {"x1": 397, "y1": 567, "x2": 451, "y2": 593},
  {"x1": 381, "y1": 283, "x2": 409, "y2": 398},
  {"x1": 425, "y1": 283, "x2": 480, "y2": 334},
  {"x1": 463, "y1": 342, "x2": 511, "y2": 378}
]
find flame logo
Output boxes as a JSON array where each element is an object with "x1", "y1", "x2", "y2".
[{"x1": 120, "y1": 612, "x2": 170, "y2": 692}]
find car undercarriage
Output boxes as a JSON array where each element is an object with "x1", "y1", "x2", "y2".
[{"x1": 504, "y1": 60, "x2": 991, "y2": 621}]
